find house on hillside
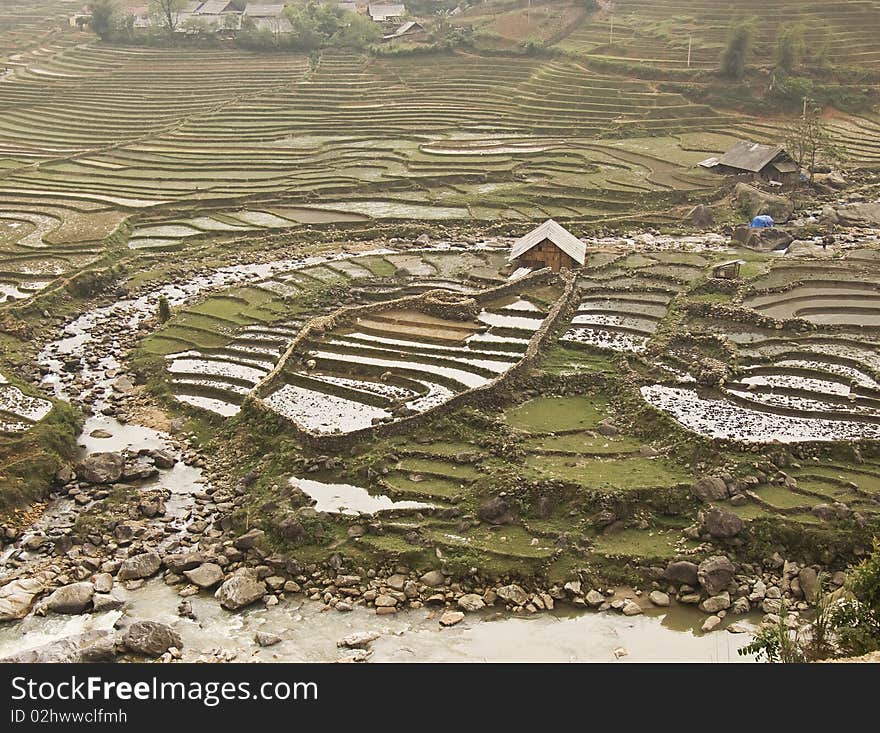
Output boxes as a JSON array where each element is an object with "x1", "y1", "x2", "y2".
[
  {"x1": 508, "y1": 220, "x2": 587, "y2": 273},
  {"x1": 699, "y1": 141, "x2": 800, "y2": 187},
  {"x1": 383, "y1": 20, "x2": 426, "y2": 42},
  {"x1": 368, "y1": 4, "x2": 405, "y2": 23}
]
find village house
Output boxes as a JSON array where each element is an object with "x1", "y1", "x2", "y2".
[
  {"x1": 368, "y1": 4, "x2": 406, "y2": 23},
  {"x1": 382, "y1": 20, "x2": 426, "y2": 43},
  {"x1": 699, "y1": 141, "x2": 800, "y2": 187},
  {"x1": 508, "y1": 219, "x2": 587, "y2": 273}
]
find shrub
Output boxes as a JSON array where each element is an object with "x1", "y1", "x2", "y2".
[
  {"x1": 719, "y1": 21, "x2": 753, "y2": 80},
  {"x1": 157, "y1": 295, "x2": 171, "y2": 323}
]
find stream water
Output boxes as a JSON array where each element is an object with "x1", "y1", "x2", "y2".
[{"x1": 0, "y1": 243, "x2": 764, "y2": 662}]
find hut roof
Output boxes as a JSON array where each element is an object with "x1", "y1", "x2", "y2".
[
  {"x1": 509, "y1": 219, "x2": 586, "y2": 265},
  {"x1": 245, "y1": 3, "x2": 286, "y2": 17},
  {"x1": 718, "y1": 141, "x2": 785, "y2": 173},
  {"x1": 369, "y1": 3, "x2": 405, "y2": 20},
  {"x1": 195, "y1": 0, "x2": 234, "y2": 15}
]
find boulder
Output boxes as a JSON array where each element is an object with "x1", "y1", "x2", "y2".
[
  {"x1": 496, "y1": 584, "x2": 529, "y2": 606},
  {"x1": 123, "y1": 621, "x2": 182, "y2": 658},
  {"x1": 702, "y1": 506, "x2": 744, "y2": 538},
  {"x1": 457, "y1": 593, "x2": 486, "y2": 612},
  {"x1": 834, "y1": 202, "x2": 880, "y2": 228},
  {"x1": 337, "y1": 632, "x2": 380, "y2": 649},
  {"x1": 734, "y1": 182, "x2": 793, "y2": 222},
  {"x1": 183, "y1": 563, "x2": 224, "y2": 589},
  {"x1": 419, "y1": 570, "x2": 446, "y2": 587},
  {"x1": 233, "y1": 528, "x2": 265, "y2": 551},
  {"x1": 699, "y1": 592, "x2": 731, "y2": 614},
  {"x1": 92, "y1": 592, "x2": 125, "y2": 613},
  {"x1": 0, "y1": 631, "x2": 115, "y2": 663},
  {"x1": 585, "y1": 589, "x2": 605, "y2": 607},
  {"x1": 255, "y1": 632, "x2": 282, "y2": 648},
  {"x1": 93, "y1": 573, "x2": 113, "y2": 594},
  {"x1": 118, "y1": 552, "x2": 162, "y2": 581},
  {"x1": 698, "y1": 556, "x2": 736, "y2": 595},
  {"x1": 151, "y1": 450, "x2": 176, "y2": 469},
  {"x1": 798, "y1": 567, "x2": 819, "y2": 602},
  {"x1": 44, "y1": 582, "x2": 94, "y2": 614},
  {"x1": 215, "y1": 572, "x2": 267, "y2": 611},
  {"x1": 277, "y1": 516, "x2": 307, "y2": 542},
  {"x1": 687, "y1": 204, "x2": 714, "y2": 229},
  {"x1": 0, "y1": 577, "x2": 47, "y2": 621},
  {"x1": 439, "y1": 610, "x2": 465, "y2": 627},
  {"x1": 162, "y1": 551, "x2": 206, "y2": 574},
  {"x1": 477, "y1": 496, "x2": 514, "y2": 525},
  {"x1": 691, "y1": 476, "x2": 729, "y2": 502},
  {"x1": 665, "y1": 561, "x2": 699, "y2": 587},
  {"x1": 76, "y1": 452, "x2": 124, "y2": 484},
  {"x1": 648, "y1": 590, "x2": 670, "y2": 607},
  {"x1": 733, "y1": 225, "x2": 794, "y2": 252},
  {"x1": 622, "y1": 600, "x2": 643, "y2": 616},
  {"x1": 702, "y1": 615, "x2": 722, "y2": 633}
]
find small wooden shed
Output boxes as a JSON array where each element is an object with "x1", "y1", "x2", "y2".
[
  {"x1": 713, "y1": 259, "x2": 745, "y2": 279},
  {"x1": 508, "y1": 220, "x2": 586, "y2": 273}
]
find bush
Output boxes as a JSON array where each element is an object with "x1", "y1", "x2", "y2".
[{"x1": 719, "y1": 21, "x2": 753, "y2": 80}]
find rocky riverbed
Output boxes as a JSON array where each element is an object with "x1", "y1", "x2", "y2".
[{"x1": 0, "y1": 234, "x2": 857, "y2": 663}]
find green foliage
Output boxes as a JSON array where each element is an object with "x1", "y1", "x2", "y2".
[
  {"x1": 719, "y1": 20, "x2": 753, "y2": 80},
  {"x1": 150, "y1": 0, "x2": 186, "y2": 35},
  {"x1": 239, "y1": 5, "x2": 380, "y2": 51},
  {"x1": 157, "y1": 295, "x2": 171, "y2": 324},
  {"x1": 830, "y1": 538, "x2": 880, "y2": 657},
  {"x1": 90, "y1": 0, "x2": 117, "y2": 40},
  {"x1": 775, "y1": 23, "x2": 805, "y2": 73},
  {"x1": 740, "y1": 610, "x2": 806, "y2": 663}
]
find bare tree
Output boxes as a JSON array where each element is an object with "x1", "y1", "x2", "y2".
[
  {"x1": 150, "y1": 0, "x2": 186, "y2": 36},
  {"x1": 783, "y1": 105, "x2": 846, "y2": 183}
]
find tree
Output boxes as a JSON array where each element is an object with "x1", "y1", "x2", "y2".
[
  {"x1": 783, "y1": 105, "x2": 845, "y2": 182},
  {"x1": 719, "y1": 21, "x2": 753, "y2": 80},
  {"x1": 157, "y1": 295, "x2": 171, "y2": 323},
  {"x1": 150, "y1": 0, "x2": 186, "y2": 36},
  {"x1": 775, "y1": 23, "x2": 805, "y2": 73},
  {"x1": 332, "y1": 12, "x2": 382, "y2": 50},
  {"x1": 90, "y1": 0, "x2": 117, "y2": 40}
]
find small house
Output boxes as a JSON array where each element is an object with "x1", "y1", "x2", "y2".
[
  {"x1": 699, "y1": 141, "x2": 800, "y2": 187},
  {"x1": 368, "y1": 3, "x2": 405, "y2": 22},
  {"x1": 712, "y1": 259, "x2": 745, "y2": 279},
  {"x1": 383, "y1": 20, "x2": 426, "y2": 42},
  {"x1": 508, "y1": 219, "x2": 586, "y2": 273},
  {"x1": 244, "y1": 3, "x2": 286, "y2": 18}
]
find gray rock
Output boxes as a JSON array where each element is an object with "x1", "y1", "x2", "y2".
[
  {"x1": 183, "y1": 563, "x2": 224, "y2": 589},
  {"x1": 457, "y1": 593, "x2": 486, "y2": 612},
  {"x1": 691, "y1": 476, "x2": 729, "y2": 502},
  {"x1": 665, "y1": 561, "x2": 699, "y2": 586},
  {"x1": 92, "y1": 592, "x2": 125, "y2": 613},
  {"x1": 648, "y1": 590, "x2": 670, "y2": 607},
  {"x1": 702, "y1": 506, "x2": 744, "y2": 538},
  {"x1": 699, "y1": 591, "x2": 731, "y2": 614},
  {"x1": 0, "y1": 577, "x2": 47, "y2": 621},
  {"x1": 215, "y1": 572, "x2": 267, "y2": 611},
  {"x1": 734, "y1": 182, "x2": 793, "y2": 222},
  {"x1": 123, "y1": 621, "x2": 182, "y2": 658},
  {"x1": 93, "y1": 573, "x2": 113, "y2": 594},
  {"x1": 118, "y1": 552, "x2": 161, "y2": 581},
  {"x1": 702, "y1": 615, "x2": 722, "y2": 633},
  {"x1": 162, "y1": 551, "x2": 206, "y2": 574},
  {"x1": 477, "y1": 496, "x2": 514, "y2": 525},
  {"x1": 622, "y1": 600, "x2": 643, "y2": 616},
  {"x1": 337, "y1": 631, "x2": 380, "y2": 649},
  {"x1": 439, "y1": 610, "x2": 465, "y2": 627},
  {"x1": 496, "y1": 584, "x2": 529, "y2": 606},
  {"x1": 419, "y1": 570, "x2": 445, "y2": 587},
  {"x1": 255, "y1": 632, "x2": 282, "y2": 647},
  {"x1": 76, "y1": 452, "x2": 124, "y2": 484},
  {"x1": 698, "y1": 556, "x2": 735, "y2": 595},
  {"x1": 834, "y1": 202, "x2": 880, "y2": 227},
  {"x1": 687, "y1": 203, "x2": 714, "y2": 229},
  {"x1": 585, "y1": 589, "x2": 605, "y2": 607},
  {"x1": 45, "y1": 582, "x2": 94, "y2": 614},
  {"x1": 233, "y1": 528, "x2": 265, "y2": 551},
  {"x1": 0, "y1": 631, "x2": 115, "y2": 663},
  {"x1": 798, "y1": 567, "x2": 819, "y2": 602}
]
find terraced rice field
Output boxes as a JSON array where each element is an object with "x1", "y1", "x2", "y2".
[
  {"x1": 262, "y1": 280, "x2": 559, "y2": 434},
  {"x1": 0, "y1": 373, "x2": 52, "y2": 434},
  {"x1": 559, "y1": 0, "x2": 880, "y2": 71},
  {"x1": 744, "y1": 281, "x2": 880, "y2": 327}
]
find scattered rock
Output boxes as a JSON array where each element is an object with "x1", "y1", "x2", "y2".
[
  {"x1": 702, "y1": 506, "x2": 744, "y2": 538},
  {"x1": 215, "y1": 572, "x2": 267, "y2": 611},
  {"x1": 701, "y1": 615, "x2": 722, "y2": 633},
  {"x1": 0, "y1": 631, "x2": 115, "y2": 663},
  {"x1": 477, "y1": 496, "x2": 514, "y2": 525},
  {"x1": 585, "y1": 589, "x2": 605, "y2": 607},
  {"x1": 622, "y1": 600, "x2": 643, "y2": 616},
  {"x1": 123, "y1": 621, "x2": 183, "y2": 658},
  {"x1": 734, "y1": 182, "x2": 793, "y2": 222},
  {"x1": 255, "y1": 632, "x2": 282, "y2": 648},
  {"x1": 439, "y1": 611, "x2": 465, "y2": 627},
  {"x1": 419, "y1": 570, "x2": 445, "y2": 587},
  {"x1": 337, "y1": 631, "x2": 380, "y2": 650},
  {"x1": 496, "y1": 584, "x2": 529, "y2": 606},
  {"x1": 698, "y1": 556, "x2": 735, "y2": 595},
  {"x1": 0, "y1": 578, "x2": 47, "y2": 621},
  {"x1": 118, "y1": 552, "x2": 162, "y2": 581},
  {"x1": 648, "y1": 590, "x2": 670, "y2": 607},
  {"x1": 665, "y1": 561, "x2": 699, "y2": 586},
  {"x1": 458, "y1": 593, "x2": 486, "y2": 612},
  {"x1": 691, "y1": 476, "x2": 729, "y2": 502},
  {"x1": 76, "y1": 452, "x2": 125, "y2": 484},
  {"x1": 44, "y1": 582, "x2": 94, "y2": 614},
  {"x1": 183, "y1": 563, "x2": 224, "y2": 589}
]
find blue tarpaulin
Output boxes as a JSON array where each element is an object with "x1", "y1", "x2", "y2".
[{"x1": 750, "y1": 215, "x2": 774, "y2": 228}]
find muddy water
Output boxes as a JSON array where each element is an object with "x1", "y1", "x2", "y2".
[
  {"x1": 0, "y1": 579, "x2": 757, "y2": 663},
  {"x1": 0, "y1": 241, "x2": 766, "y2": 662}
]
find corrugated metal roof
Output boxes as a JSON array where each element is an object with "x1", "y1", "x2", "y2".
[
  {"x1": 770, "y1": 159, "x2": 799, "y2": 173},
  {"x1": 195, "y1": 0, "x2": 233, "y2": 15},
  {"x1": 718, "y1": 140, "x2": 784, "y2": 173},
  {"x1": 369, "y1": 3, "x2": 405, "y2": 20},
  {"x1": 245, "y1": 3, "x2": 286, "y2": 17},
  {"x1": 509, "y1": 219, "x2": 586, "y2": 266}
]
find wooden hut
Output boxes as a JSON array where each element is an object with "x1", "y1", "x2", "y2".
[
  {"x1": 713, "y1": 259, "x2": 745, "y2": 279},
  {"x1": 508, "y1": 220, "x2": 586, "y2": 273},
  {"x1": 699, "y1": 141, "x2": 800, "y2": 187}
]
